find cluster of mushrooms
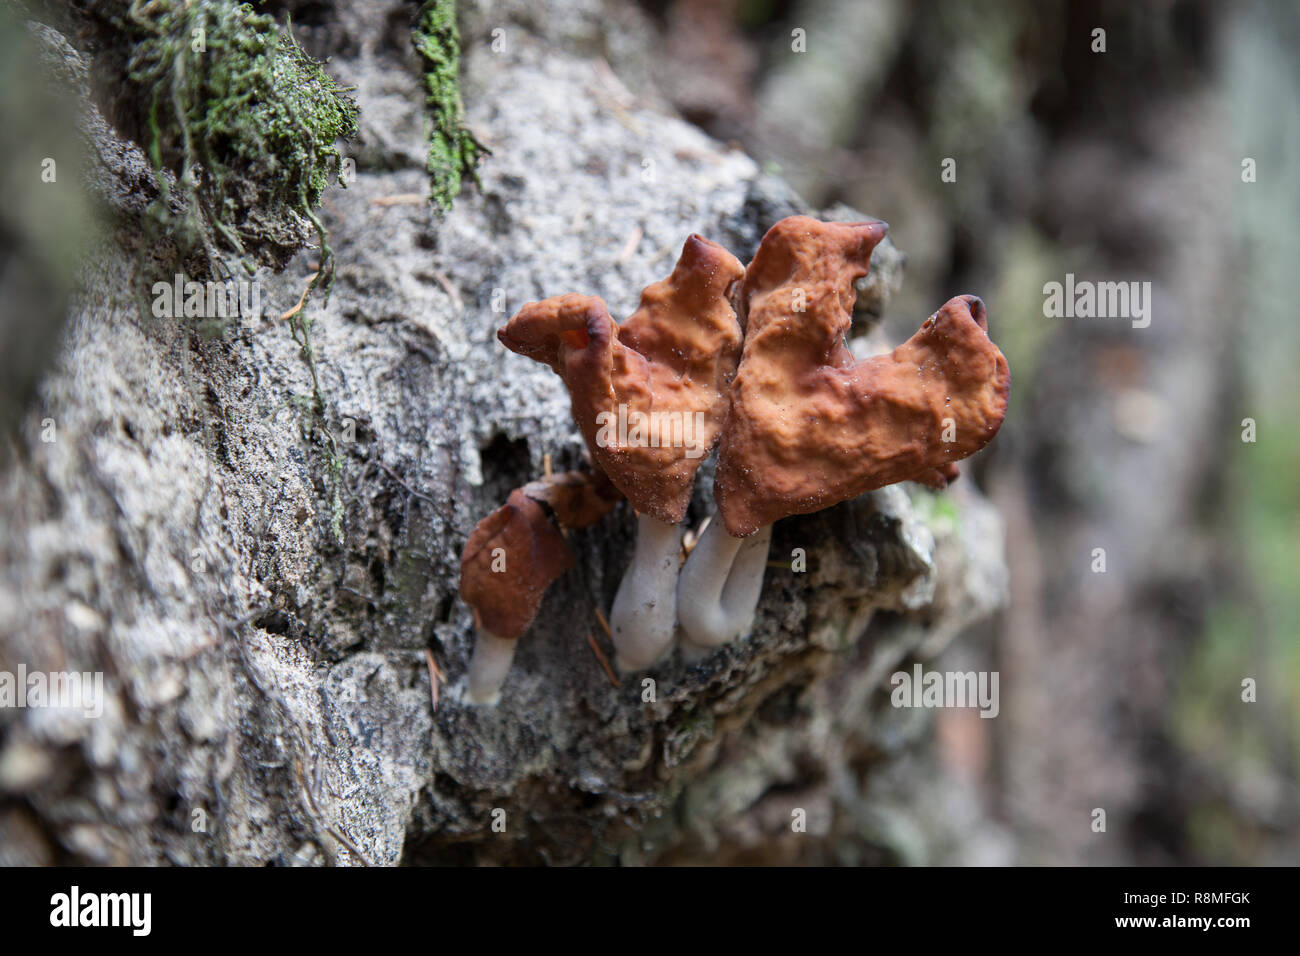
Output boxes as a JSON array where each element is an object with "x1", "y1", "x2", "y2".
[{"x1": 458, "y1": 216, "x2": 1010, "y2": 705}]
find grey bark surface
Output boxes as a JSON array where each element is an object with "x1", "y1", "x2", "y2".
[{"x1": 0, "y1": 0, "x2": 1006, "y2": 866}]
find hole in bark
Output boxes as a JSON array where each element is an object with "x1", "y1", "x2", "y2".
[
  {"x1": 478, "y1": 433, "x2": 531, "y2": 503},
  {"x1": 253, "y1": 609, "x2": 291, "y2": 635}
]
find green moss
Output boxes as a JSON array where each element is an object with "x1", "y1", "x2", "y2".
[
  {"x1": 908, "y1": 486, "x2": 961, "y2": 536},
  {"x1": 101, "y1": 0, "x2": 357, "y2": 291},
  {"x1": 413, "y1": 0, "x2": 489, "y2": 212}
]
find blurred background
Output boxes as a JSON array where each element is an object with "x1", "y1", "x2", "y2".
[
  {"x1": 1, "y1": 0, "x2": 1295, "y2": 866},
  {"x1": 641, "y1": 0, "x2": 1300, "y2": 864}
]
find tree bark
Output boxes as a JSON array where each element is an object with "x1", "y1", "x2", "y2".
[{"x1": 0, "y1": 0, "x2": 1006, "y2": 866}]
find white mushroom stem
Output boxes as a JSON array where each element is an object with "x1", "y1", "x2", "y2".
[
  {"x1": 677, "y1": 517, "x2": 773, "y2": 660},
  {"x1": 466, "y1": 630, "x2": 518, "y2": 706},
  {"x1": 610, "y1": 513, "x2": 683, "y2": 672}
]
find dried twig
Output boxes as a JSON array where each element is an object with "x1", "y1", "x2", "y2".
[
  {"x1": 374, "y1": 460, "x2": 437, "y2": 506},
  {"x1": 425, "y1": 648, "x2": 442, "y2": 712},
  {"x1": 280, "y1": 270, "x2": 320, "y2": 321},
  {"x1": 428, "y1": 269, "x2": 463, "y2": 313},
  {"x1": 370, "y1": 193, "x2": 424, "y2": 207},
  {"x1": 616, "y1": 226, "x2": 643, "y2": 264},
  {"x1": 586, "y1": 632, "x2": 621, "y2": 688}
]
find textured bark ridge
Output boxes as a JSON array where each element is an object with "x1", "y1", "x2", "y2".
[{"x1": 0, "y1": 0, "x2": 1004, "y2": 866}]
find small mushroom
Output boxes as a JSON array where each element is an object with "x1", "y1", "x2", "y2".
[
  {"x1": 500, "y1": 235, "x2": 745, "y2": 671},
  {"x1": 520, "y1": 467, "x2": 622, "y2": 529},
  {"x1": 678, "y1": 216, "x2": 1010, "y2": 656},
  {"x1": 458, "y1": 488, "x2": 574, "y2": 705}
]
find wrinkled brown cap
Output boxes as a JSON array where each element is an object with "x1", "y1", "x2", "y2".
[
  {"x1": 520, "y1": 468, "x2": 622, "y2": 529},
  {"x1": 499, "y1": 235, "x2": 745, "y2": 524},
  {"x1": 715, "y1": 217, "x2": 1010, "y2": 536},
  {"x1": 458, "y1": 489, "x2": 574, "y2": 639}
]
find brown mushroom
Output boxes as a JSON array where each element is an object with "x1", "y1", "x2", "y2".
[
  {"x1": 677, "y1": 216, "x2": 1010, "y2": 656},
  {"x1": 458, "y1": 488, "x2": 574, "y2": 704},
  {"x1": 500, "y1": 235, "x2": 745, "y2": 670},
  {"x1": 519, "y1": 468, "x2": 622, "y2": 529}
]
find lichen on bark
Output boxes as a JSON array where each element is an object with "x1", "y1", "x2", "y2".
[{"x1": 0, "y1": 0, "x2": 1007, "y2": 867}]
